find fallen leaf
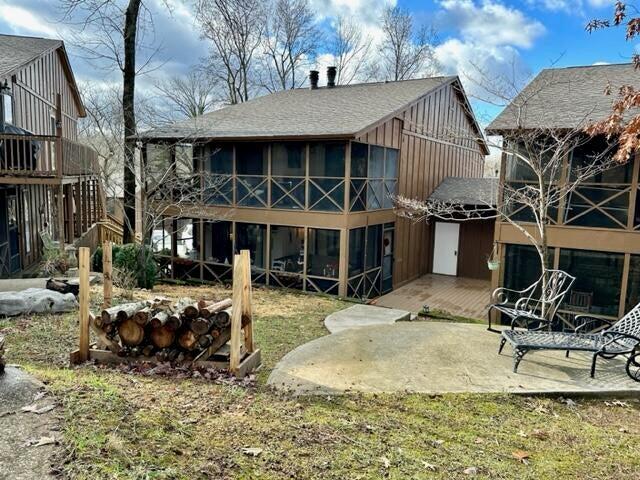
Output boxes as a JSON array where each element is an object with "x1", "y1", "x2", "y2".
[
  {"x1": 512, "y1": 450, "x2": 530, "y2": 464},
  {"x1": 517, "y1": 430, "x2": 528, "y2": 438},
  {"x1": 531, "y1": 429, "x2": 548, "y2": 440},
  {"x1": 619, "y1": 427, "x2": 629, "y2": 433},
  {"x1": 463, "y1": 466, "x2": 478, "y2": 475},
  {"x1": 474, "y1": 437, "x2": 485, "y2": 444},
  {"x1": 21, "y1": 404, "x2": 56, "y2": 414},
  {"x1": 26, "y1": 436, "x2": 58, "y2": 447},
  {"x1": 381, "y1": 456, "x2": 390, "y2": 468},
  {"x1": 241, "y1": 447, "x2": 263, "y2": 457},
  {"x1": 431, "y1": 439, "x2": 445, "y2": 447},
  {"x1": 422, "y1": 461, "x2": 437, "y2": 471}
]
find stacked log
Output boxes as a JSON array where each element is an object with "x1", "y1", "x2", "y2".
[{"x1": 92, "y1": 297, "x2": 236, "y2": 362}]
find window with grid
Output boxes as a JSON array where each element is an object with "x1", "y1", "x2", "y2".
[
  {"x1": 235, "y1": 222, "x2": 267, "y2": 284},
  {"x1": 270, "y1": 225, "x2": 305, "y2": 290}
]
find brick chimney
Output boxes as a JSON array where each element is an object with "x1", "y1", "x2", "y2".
[
  {"x1": 309, "y1": 70, "x2": 319, "y2": 89},
  {"x1": 326, "y1": 66, "x2": 336, "y2": 88}
]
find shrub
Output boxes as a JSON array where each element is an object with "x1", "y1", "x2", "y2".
[{"x1": 92, "y1": 243, "x2": 157, "y2": 289}]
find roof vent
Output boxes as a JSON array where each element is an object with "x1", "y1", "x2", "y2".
[
  {"x1": 309, "y1": 70, "x2": 319, "y2": 90},
  {"x1": 327, "y1": 66, "x2": 336, "y2": 88}
]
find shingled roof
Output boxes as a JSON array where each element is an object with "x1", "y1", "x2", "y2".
[
  {"x1": 487, "y1": 63, "x2": 640, "y2": 133},
  {"x1": 429, "y1": 177, "x2": 498, "y2": 206},
  {"x1": 141, "y1": 76, "x2": 483, "y2": 142},
  {"x1": 0, "y1": 34, "x2": 62, "y2": 78}
]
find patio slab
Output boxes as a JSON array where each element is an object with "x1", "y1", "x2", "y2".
[
  {"x1": 324, "y1": 304, "x2": 411, "y2": 334},
  {"x1": 268, "y1": 322, "x2": 640, "y2": 396}
]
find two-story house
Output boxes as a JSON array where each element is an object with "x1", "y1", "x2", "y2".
[
  {"x1": 487, "y1": 63, "x2": 640, "y2": 322},
  {"x1": 0, "y1": 34, "x2": 118, "y2": 276},
  {"x1": 138, "y1": 69, "x2": 488, "y2": 299}
]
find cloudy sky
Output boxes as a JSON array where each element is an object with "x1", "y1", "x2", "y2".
[{"x1": 0, "y1": 0, "x2": 631, "y2": 124}]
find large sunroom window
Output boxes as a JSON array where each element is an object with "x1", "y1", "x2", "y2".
[
  {"x1": 559, "y1": 248, "x2": 624, "y2": 316},
  {"x1": 306, "y1": 228, "x2": 340, "y2": 294},
  {"x1": 203, "y1": 220, "x2": 233, "y2": 283},
  {"x1": 236, "y1": 143, "x2": 268, "y2": 207},
  {"x1": 271, "y1": 143, "x2": 305, "y2": 209},
  {"x1": 349, "y1": 142, "x2": 399, "y2": 212},
  {"x1": 564, "y1": 137, "x2": 632, "y2": 229},
  {"x1": 204, "y1": 144, "x2": 233, "y2": 205},
  {"x1": 348, "y1": 224, "x2": 383, "y2": 299},
  {"x1": 270, "y1": 225, "x2": 304, "y2": 289},
  {"x1": 309, "y1": 142, "x2": 346, "y2": 211},
  {"x1": 236, "y1": 222, "x2": 267, "y2": 283}
]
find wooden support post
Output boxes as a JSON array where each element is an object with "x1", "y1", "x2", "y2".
[
  {"x1": 230, "y1": 253, "x2": 244, "y2": 374},
  {"x1": 78, "y1": 247, "x2": 90, "y2": 362},
  {"x1": 55, "y1": 94, "x2": 65, "y2": 253},
  {"x1": 241, "y1": 249, "x2": 254, "y2": 352},
  {"x1": 103, "y1": 241, "x2": 113, "y2": 309}
]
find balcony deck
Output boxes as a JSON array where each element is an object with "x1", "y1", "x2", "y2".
[
  {"x1": 376, "y1": 274, "x2": 491, "y2": 320},
  {"x1": 0, "y1": 133, "x2": 98, "y2": 180}
]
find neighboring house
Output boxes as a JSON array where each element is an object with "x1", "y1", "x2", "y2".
[
  {"x1": 0, "y1": 34, "x2": 117, "y2": 276},
  {"x1": 427, "y1": 177, "x2": 498, "y2": 280},
  {"x1": 139, "y1": 69, "x2": 488, "y2": 299},
  {"x1": 487, "y1": 63, "x2": 640, "y2": 321}
]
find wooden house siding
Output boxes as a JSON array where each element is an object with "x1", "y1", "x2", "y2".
[
  {"x1": 2, "y1": 48, "x2": 80, "y2": 139},
  {"x1": 358, "y1": 83, "x2": 485, "y2": 287}
]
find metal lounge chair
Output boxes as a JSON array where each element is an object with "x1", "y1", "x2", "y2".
[
  {"x1": 498, "y1": 302, "x2": 640, "y2": 381},
  {"x1": 487, "y1": 269, "x2": 575, "y2": 332}
]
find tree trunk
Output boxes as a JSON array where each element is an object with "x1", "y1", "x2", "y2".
[{"x1": 122, "y1": 0, "x2": 142, "y2": 243}]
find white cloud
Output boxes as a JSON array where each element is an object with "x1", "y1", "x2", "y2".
[
  {"x1": 438, "y1": 0, "x2": 545, "y2": 48},
  {"x1": 310, "y1": 0, "x2": 396, "y2": 25},
  {"x1": 527, "y1": 0, "x2": 612, "y2": 12},
  {"x1": 0, "y1": 5, "x2": 58, "y2": 37}
]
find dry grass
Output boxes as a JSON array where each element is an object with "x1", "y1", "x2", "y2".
[{"x1": 1, "y1": 284, "x2": 639, "y2": 479}]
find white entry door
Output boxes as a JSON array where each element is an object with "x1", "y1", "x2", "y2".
[{"x1": 432, "y1": 222, "x2": 459, "y2": 276}]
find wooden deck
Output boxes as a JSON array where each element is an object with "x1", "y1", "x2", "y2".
[{"x1": 376, "y1": 274, "x2": 491, "y2": 320}]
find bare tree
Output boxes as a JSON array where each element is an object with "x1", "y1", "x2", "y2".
[
  {"x1": 394, "y1": 71, "x2": 625, "y2": 319},
  {"x1": 61, "y1": 0, "x2": 161, "y2": 243},
  {"x1": 155, "y1": 70, "x2": 220, "y2": 120},
  {"x1": 196, "y1": 0, "x2": 265, "y2": 104},
  {"x1": 378, "y1": 6, "x2": 440, "y2": 81},
  {"x1": 329, "y1": 16, "x2": 372, "y2": 85},
  {"x1": 260, "y1": 0, "x2": 320, "y2": 91}
]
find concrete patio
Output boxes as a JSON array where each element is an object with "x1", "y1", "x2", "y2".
[
  {"x1": 268, "y1": 322, "x2": 640, "y2": 396},
  {"x1": 376, "y1": 274, "x2": 491, "y2": 320}
]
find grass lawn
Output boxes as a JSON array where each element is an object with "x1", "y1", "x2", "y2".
[{"x1": 1, "y1": 283, "x2": 639, "y2": 479}]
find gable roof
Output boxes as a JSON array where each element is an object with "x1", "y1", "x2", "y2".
[
  {"x1": 429, "y1": 177, "x2": 498, "y2": 206},
  {"x1": 141, "y1": 76, "x2": 487, "y2": 152},
  {"x1": 487, "y1": 63, "x2": 640, "y2": 133},
  {"x1": 0, "y1": 34, "x2": 85, "y2": 117}
]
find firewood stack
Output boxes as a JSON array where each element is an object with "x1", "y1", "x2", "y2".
[{"x1": 93, "y1": 297, "x2": 234, "y2": 362}]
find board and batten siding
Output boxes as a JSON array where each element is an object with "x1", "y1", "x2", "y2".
[
  {"x1": 2, "y1": 47, "x2": 80, "y2": 140},
  {"x1": 357, "y1": 82, "x2": 486, "y2": 287}
]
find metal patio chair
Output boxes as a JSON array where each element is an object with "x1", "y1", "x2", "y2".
[
  {"x1": 487, "y1": 269, "x2": 576, "y2": 332},
  {"x1": 498, "y1": 302, "x2": 640, "y2": 381}
]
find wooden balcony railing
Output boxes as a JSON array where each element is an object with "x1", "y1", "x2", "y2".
[
  {"x1": 62, "y1": 137, "x2": 99, "y2": 176},
  {"x1": 0, "y1": 133, "x2": 98, "y2": 177}
]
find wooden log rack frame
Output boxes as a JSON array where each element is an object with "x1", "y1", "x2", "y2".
[{"x1": 70, "y1": 243, "x2": 261, "y2": 378}]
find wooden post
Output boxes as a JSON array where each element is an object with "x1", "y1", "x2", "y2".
[
  {"x1": 103, "y1": 241, "x2": 112, "y2": 308},
  {"x1": 240, "y1": 249, "x2": 254, "y2": 352},
  {"x1": 229, "y1": 253, "x2": 243, "y2": 374},
  {"x1": 78, "y1": 247, "x2": 90, "y2": 362},
  {"x1": 55, "y1": 94, "x2": 65, "y2": 253}
]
